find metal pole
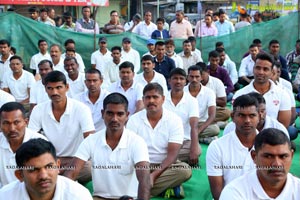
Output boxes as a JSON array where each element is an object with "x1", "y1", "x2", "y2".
[
  {"x1": 93, "y1": 6, "x2": 98, "y2": 51},
  {"x1": 298, "y1": 0, "x2": 300, "y2": 39},
  {"x1": 157, "y1": 0, "x2": 160, "y2": 19},
  {"x1": 128, "y1": 0, "x2": 131, "y2": 21}
]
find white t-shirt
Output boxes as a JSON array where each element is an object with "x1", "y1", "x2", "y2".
[
  {"x1": 121, "y1": 48, "x2": 141, "y2": 73},
  {"x1": 0, "y1": 54, "x2": 12, "y2": 87},
  {"x1": 223, "y1": 115, "x2": 289, "y2": 138},
  {"x1": 206, "y1": 131, "x2": 256, "y2": 186},
  {"x1": 127, "y1": 108, "x2": 184, "y2": 164},
  {"x1": 233, "y1": 80, "x2": 291, "y2": 119},
  {"x1": 168, "y1": 53, "x2": 184, "y2": 69},
  {"x1": 132, "y1": 21, "x2": 157, "y2": 38},
  {"x1": 29, "y1": 52, "x2": 51, "y2": 71},
  {"x1": 134, "y1": 71, "x2": 168, "y2": 96},
  {"x1": 163, "y1": 91, "x2": 199, "y2": 140},
  {"x1": 179, "y1": 51, "x2": 202, "y2": 73},
  {"x1": 29, "y1": 80, "x2": 49, "y2": 104},
  {"x1": 220, "y1": 171, "x2": 300, "y2": 200},
  {"x1": 205, "y1": 76, "x2": 227, "y2": 98},
  {"x1": 0, "y1": 176, "x2": 93, "y2": 199},
  {"x1": 1, "y1": 70, "x2": 35, "y2": 102},
  {"x1": 75, "y1": 128, "x2": 149, "y2": 199},
  {"x1": 28, "y1": 98, "x2": 95, "y2": 156},
  {"x1": 0, "y1": 89, "x2": 15, "y2": 108},
  {"x1": 74, "y1": 89, "x2": 110, "y2": 132},
  {"x1": 66, "y1": 72, "x2": 86, "y2": 98},
  {"x1": 108, "y1": 81, "x2": 143, "y2": 116},
  {"x1": 184, "y1": 84, "x2": 216, "y2": 122},
  {"x1": 239, "y1": 54, "x2": 255, "y2": 77},
  {"x1": 0, "y1": 128, "x2": 47, "y2": 188},
  {"x1": 102, "y1": 59, "x2": 123, "y2": 89},
  {"x1": 90, "y1": 49, "x2": 112, "y2": 74}
]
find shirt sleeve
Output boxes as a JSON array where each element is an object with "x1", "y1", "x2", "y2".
[
  {"x1": 131, "y1": 134, "x2": 150, "y2": 164},
  {"x1": 206, "y1": 140, "x2": 223, "y2": 176},
  {"x1": 78, "y1": 103, "x2": 96, "y2": 133},
  {"x1": 74, "y1": 134, "x2": 94, "y2": 161},
  {"x1": 238, "y1": 58, "x2": 248, "y2": 77},
  {"x1": 28, "y1": 106, "x2": 42, "y2": 131},
  {"x1": 168, "y1": 114, "x2": 184, "y2": 144}
]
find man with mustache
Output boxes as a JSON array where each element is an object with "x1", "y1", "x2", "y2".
[
  {"x1": 206, "y1": 94, "x2": 259, "y2": 200},
  {"x1": 49, "y1": 44, "x2": 64, "y2": 72},
  {"x1": 28, "y1": 71, "x2": 95, "y2": 184},
  {"x1": 127, "y1": 83, "x2": 191, "y2": 198},
  {"x1": 0, "y1": 138, "x2": 93, "y2": 199},
  {"x1": 0, "y1": 102, "x2": 47, "y2": 188},
  {"x1": 220, "y1": 128, "x2": 300, "y2": 199}
]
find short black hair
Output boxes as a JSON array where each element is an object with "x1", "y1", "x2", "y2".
[
  {"x1": 188, "y1": 36, "x2": 196, "y2": 42},
  {"x1": 249, "y1": 44, "x2": 258, "y2": 49},
  {"x1": 255, "y1": 53, "x2": 275, "y2": 68},
  {"x1": 215, "y1": 47, "x2": 225, "y2": 53},
  {"x1": 86, "y1": 68, "x2": 102, "y2": 79},
  {"x1": 0, "y1": 39, "x2": 10, "y2": 47},
  {"x1": 170, "y1": 68, "x2": 187, "y2": 79},
  {"x1": 38, "y1": 59, "x2": 53, "y2": 69},
  {"x1": 209, "y1": 50, "x2": 220, "y2": 58},
  {"x1": 103, "y1": 93, "x2": 128, "y2": 111},
  {"x1": 233, "y1": 94, "x2": 259, "y2": 113},
  {"x1": 155, "y1": 41, "x2": 165, "y2": 48},
  {"x1": 119, "y1": 61, "x2": 134, "y2": 72},
  {"x1": 38, "y1": 39, "x2": 47, "y2": 46},
  {"x1": 40, "y1": 8, "x2": 48, "y2": 13},
  {"x1": 82, "y1": 6, "x2": 91, "y2": 12},
  {"x1": 248, "y1": 92, "x2": 265, "y2": 105},
  {"x1": 254, "y1": 128, "x2": 292, "y2": 152},
  {"x1": 269, "y1": 39, "x2": 280, "y2": 47},
  {"x1": 182, "y1": 39, "x2": 191, "y2": 45},
  {"x1": 10, "y1": 55, "x2": 23, "y2": 63},
  {"x1": 188, "y1": 65, "x2": 201, "y2": 74},
  {"x1": 0, "y1": 102, "x2": 26, "y2": 119},
  {"x1": 16, "y1": 138, "x2": 57, "y2": 167},
  {"x1": 215, "y1": 41, "x2": 223, "y2": 48},
  {"x1": 64, "y1": 56, "x2": 78, "y2": 64},
  {"x1": 110, "y1": 10, "x2": 118, "y2": 15},
  {"x1": 111, "y1": 46, "x2": 122, "y2": 52},
  {"x1": 141, "y1": 55, "x2": 154, "y2": 63},
  {"x1": 195, "y1": 62, "x2": 208, "y2": 73},
  {"x1": 253, "y1": 39, "x2": 262, "y2": 44},
  {"x1": 44, "y1": 71, "x2": 67, "y2": 85},
  {"x1": 64, "y1": 39, "x2": 75, "y2": 47},
  {"x1": 10, "y1": 47, "x2": 16, "y2": 54},
  {"x1": 143, "y1": 83, "x2": 164, "y2": 96},
  {"x1": 28, "y1": 6, "x2": 39, "y2": 13},
  {"x1": 156, "y1": 17, "x2": 165, "y2": 23}
]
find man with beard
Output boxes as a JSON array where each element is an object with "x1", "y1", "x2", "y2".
[
  {"x1": 220, "y1": 128, "x2": 300, "y2": 200},
  {"x1": 29, "y1": 71, "x2": 95, "y2": 184}
]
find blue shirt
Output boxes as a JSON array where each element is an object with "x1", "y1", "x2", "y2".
[
  {"x1": 215, "y1": 20, "x2": 235, "y2": 36},
  {"x1": 154, "y1": 56, "x2": 176, "y2": 89},
  {"x1": 151, "y1": 29, "x2": 170, "y2": 39}
]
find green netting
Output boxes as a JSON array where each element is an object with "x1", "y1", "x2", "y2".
[{"x1": 0, "y1": 11, "x2": 299, "y2": 69}]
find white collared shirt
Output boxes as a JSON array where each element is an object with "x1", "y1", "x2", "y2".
[
  {"x1": 206, "y1": 131, "x2": 256, "y2": 185},
  {"x1": 164, "y1": 91, "x2": 199, "y2": 140},
  {"x1": 239, "y1": 54, "x2": 255, "y2": 77},
  {"x1": 75, "y1": 128, "x2": 149, "y2": 199},
  {"x1": 28, "y1": 98, "x2": 95, "y2": 156},
  {"x1": 121, "y1": 48, "x2": 141, "y2": 73},
  {"x1": 29, "y1": 80, "x2": 49, "y2": 104},
  {"x1": 29, "y1": 52, "x2": 51, "y2": 71},
  {"x1": 205, "y1": 75, "x2": 227, "y2": 98},
  {"x1": 90, "y1": 49, "x2": 112, "y2": 74},
  {"x1": 74, "y1": 89, "x2": 110, "y2": 132},
  {"x1": 66, "y1": 72, "x2": 86, "y2": 98},
  {"x1": 0, "y1": 89, "x2": 15, "y2": 108},
  {"x1": 0, "y1": 128, "x2": 47, "y2": 188},
  {"x1": 127, "y1": 108, "x2": 184, "y2": 164},
  {"x1": 179, "y1": 51, "x2": 202, "y2": 73},
  {"x1": 133, "y1": 21, "x2": 157, "y2": 38}
]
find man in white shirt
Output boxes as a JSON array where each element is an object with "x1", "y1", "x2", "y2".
[
  {"x1": 207, "y1": 94, "x2": 259, "y2": 200},
  {"x1": 103, "y1": 46, "x2": 123, "y2": 88},
  {"x1": 238, "y1": 44, "x2": 259, "y2": 86},
  {"x1": 108, "y1": 61, "x2": 144, "y2": 116},
  {"x1": 164, "y1": 68, "x2": 200, "y2": 166},
  {"x1": 61, "y1": 39, "x2": 85, "y2": 73},
  {"x1": 0, "y1": 138, "x2": 93, "y2": 199},
  {"x1": 2, "y1": 56, "x2": 35, "y2": 104},
  {"x1": 75, "y1": 69, "x2": 110, "y2": 132},
  {"x1": 28, "y1": 71, "x2": 95, "y2": 184},
  {"x1": 29, "y1": 59, "x2": 52, "y2": 112},
  {"x1": 29, "y1": 39, "x2": 51, "y2": 80},
  {"x1": 127, "y1": 83, "x2": 191, "y2": 197},
  {"x1": 121, "y1": 37, "x2": 140, "y2": 73},
  {"x1": 0, "y1": 102, "x2": 47, "y2": 188},
  {"x1": 64, "y1": 57, "x2": 86, "y2": 98},
  {"x1": 0, "y1": 39, "x2": 13, "y2": 88},
  {"x1": 165, "y1": 39, "x2": 183, "y2": 69},
  {"x1": 188, "y1": 36, "x2": 203, "y2": 61},
  {"x1": 185, "y1": 65, "x2": 220, "y2": 143},
  {"x1": 179, "y1": 40, "x2": 202, "y2": 73},
  {"x1": 65, "y1": 93, "x2": 150, "y2": 199},
  {"x1": 133, "y1": 11, "x2": 157, "y2": 39},
  {"x1": 91, "y1": 37, "x2": 112, "y2": 73},
  {"x1": 220, "y1": 128, "x2": 299, "y2": 200},
  {"x1": 233, "y1": 53, "x2": 291, "y2": 128},
  {"x1": 50, "y1": 44, "x2": 64, "y2": 72},
  {"x1": 135, "y1": 55, "x2": 168, "y2": 96}
]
